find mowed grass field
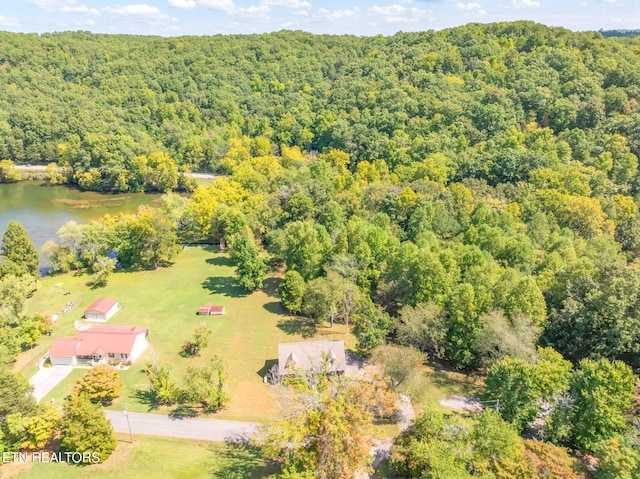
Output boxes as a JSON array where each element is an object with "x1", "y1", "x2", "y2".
[
  {"x1": 4, "y1": 434, "x2": 277, "y2": 479},
  {"x1": 20, "y1": 246, "x2": 355, "y2": 422}
]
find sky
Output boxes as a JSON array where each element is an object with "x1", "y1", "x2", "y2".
[{"x1": 0, "y1": 0, "x2": 637, "y2": 37}]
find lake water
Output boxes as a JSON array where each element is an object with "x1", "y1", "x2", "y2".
[{"x1": 0, "y1": 181, "x2": 159, "y2": 250}]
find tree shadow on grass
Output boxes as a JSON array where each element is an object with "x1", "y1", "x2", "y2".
[
  {"x1": 169, "y1": 404, "x2": 199, "y2": 418},
  {"x1": 205, "y1": 256, "x2": 235, "y2": 267},
  {"x1": 132, "y1": 389, "x2": 159, "y2": 412},
  {"x1": 263, "y1": 301, "x2": 288, "y2": 316},
  {"x1": 261, "y1": 277, "x2": 282, "y2": 298},
  {"x1": 277, "y1": 316, "x2": 317, "y2": 338},
  {"x1": 211, "y1": 440, "x2": 280, "y2": 479},
  {"x1": 202, "y1": 276, "x2": 248, "y2": 298}
]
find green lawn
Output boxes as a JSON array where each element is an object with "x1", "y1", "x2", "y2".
[
  {"x1": 412, "y1": 360, "x2": 485, "y2": 415},
  {"x1": 20, "y1": 246, "x2": 356, "y2": 422},
  {"x1": 4, "y1": 434, "x2": 278, "y2": 479}
]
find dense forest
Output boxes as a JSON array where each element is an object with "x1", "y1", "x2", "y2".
[{"x1": 1, "y1": 21, "x2": 640, "y2": 477}]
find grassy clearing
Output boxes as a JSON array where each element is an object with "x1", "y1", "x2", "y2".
[
  {"x1": 411, "y1": 360, "x2": 485, "y2": 414},
  {"x1": 21, "y1": 246, "x2": 356, "y2": 422},
  {"x1": 3, "y1": 434, "x2": 278, "y2": 479}
]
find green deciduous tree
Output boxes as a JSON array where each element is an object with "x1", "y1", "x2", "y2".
[
  {"x1": 144, "y1": 360, "x2": 179, "y2": 406},
  {"x1": 485, "y1": 348, "x2": 572, "y2": 431},
  {"x1": 279, "y1": 270, "x2": 306, "y2": 314},
  {"x1": 282, "y1": 221, "x2": 330, "y2": 281},
  {"x1": 0, "y1": 370, "x2": 37, "y2": 424},
  {"x1": 353, "y1": 299, "x2": 393, "y2": 357},
  {"x1": 181, "y1": 355, "x2": 228, "y2": 412},
  {"x1": 59, "y1": 393, "x2": 116, "y2": 463},
  {"x1": 548, "y1": 358, "x2": 638, "y2": 452},
  {"x1": 1, "y1": 221, "x2": 38, "y2": 276},
  {"x1": 390, "y1": 406, "x2": 535, "y2": 479},
  {"x1": 593, "y1": 437, "x2": 640, "y2": 479},
  {"x1": 230, "y1": 233, "x2": 267, "y2": 291},
  {"x1": 89, "y1": 256, "x2": 116, "y2": 287}
]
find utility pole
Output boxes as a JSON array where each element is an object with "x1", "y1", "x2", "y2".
[{"x1": 123, "y1": 402, "x2": 133, "y2": 443}]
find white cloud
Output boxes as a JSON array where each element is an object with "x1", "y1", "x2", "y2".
[
  {"x1": 0, "y1": 15, "x2": 20, "y2": 26},
  {"x1": 456, "y1": 2, "x2": 482, "y2": 10},
  {"x1": 103, "y1": 4, "x2": 177, "y2": 25},
  {"x1": 168, "y1": 0, "x2": 197, "y2": 8},
  {"x1": 236, "y1": 4, "x2": 271, "y2": 21},
  {"x1": 509, "y1": 0, "x2": 540, "y2": 7},
  {"x1": 198, "y1": 0, "x2": 236, "y2": 13},
  {"x1": 367, "y1": 5, "x2": 432, "y2": 24},
  {"x1": 385, "y1": 16, "x2": 418, "y2": 23},
  {"x1": 260, "y1": 0, "x2": 312, "y2": 8},
  {"x1": 27, "y1": 0, "x2": 99, "y2": 15},
  {"x1": 315, "y1": 7, "x2": 361, "y2": 21},
  {"x1": 293, "y1": 9, "x2": 309, "y2": 16},
  {"x1": 369, "y1": 5, "x2": 408, "y2": 15}
]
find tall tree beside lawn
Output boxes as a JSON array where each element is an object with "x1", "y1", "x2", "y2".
[
  {"x1": 59, "y1": 394, "x2": 116, "y2": 463},
  {"x1": 279, "y1": 269, "x2": 306, "y2": 314},
  {"x1": 1, "y1": 221, "x2": 38, "y2": 276},
  {"x1": 230, "y1": 233, "x2": 267, "y2": 291},
  {"x1": 282, "y1": 221, "x2": 331, "y2": 281}
]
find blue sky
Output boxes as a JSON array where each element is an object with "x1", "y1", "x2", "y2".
[{"x1": 0, "y1": 0, "x2": 638, "y2": 36}]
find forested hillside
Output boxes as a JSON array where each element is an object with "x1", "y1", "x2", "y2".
[{"x1": 0, "y1": 23, "x2": 639, "y2": 189}]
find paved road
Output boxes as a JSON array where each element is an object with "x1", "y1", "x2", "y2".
[
  {"x1": 14, "y1": 164, "x2": 223, "y2": 180},
  {"x1": 104, "y1": 410, "x2": 260, "y2": 442},
  {"x1": 30, "y1": 365, "x2": 73, "y2": 402}
]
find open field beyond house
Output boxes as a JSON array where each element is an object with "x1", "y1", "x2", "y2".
[{"x1": 20, "y1": 246, "x2": 355, "y2": 423}]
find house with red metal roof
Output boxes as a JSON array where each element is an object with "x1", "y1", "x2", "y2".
[
  {"x1": 49, "y1": 325, "x2": 149, "y2": 366},
  {"x1": 84, "y1": 297, "x2": 120, "y2": 321},
  {"x1": 197, "y1": 303, "x2": 225, "y2": 315}
]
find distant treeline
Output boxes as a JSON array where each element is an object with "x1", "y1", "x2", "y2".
[{"x1": 600, "y1": 29, "x2": 640, "y2": 38}]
